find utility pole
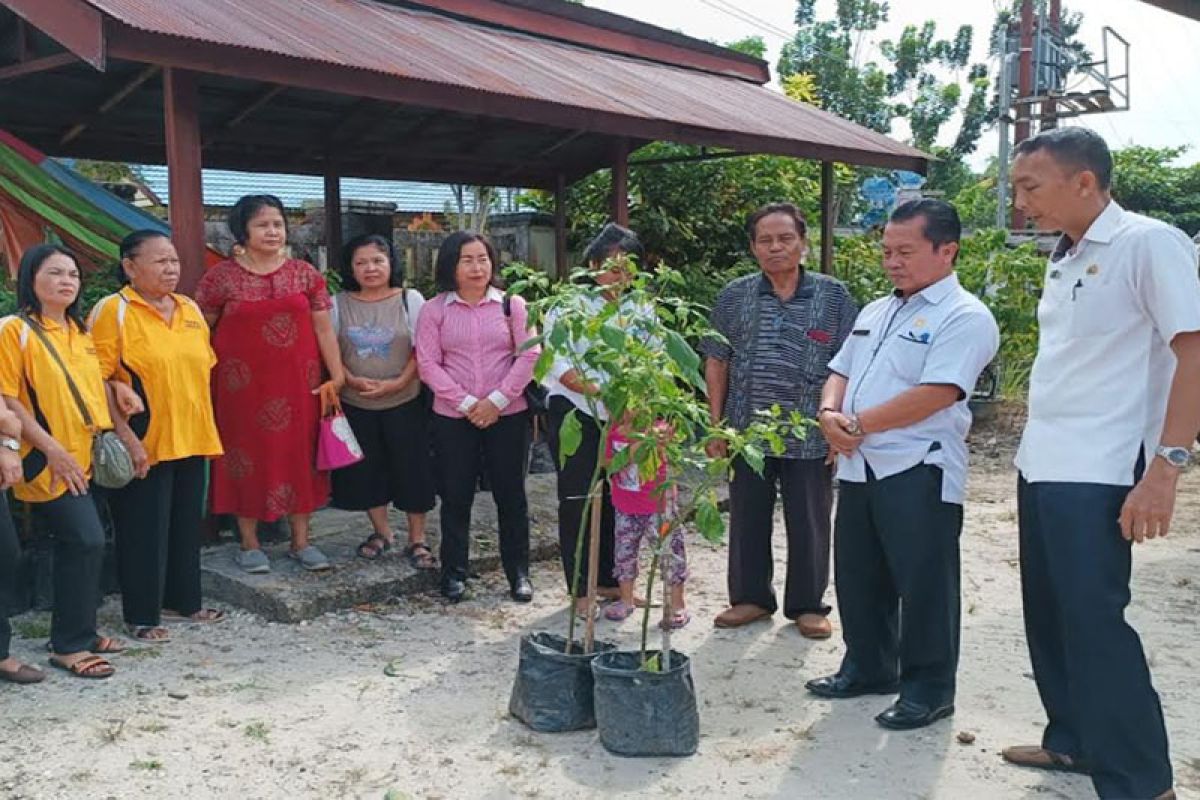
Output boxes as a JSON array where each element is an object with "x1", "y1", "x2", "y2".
[
  {"x1": 996, "y1": 26, "x2": 1017, "y2": 231},
  {"x1": 1012, "y1": 0, "x2": 1034, "y2": 228},
  {"x1": 1042, "y1": 0, "x2": 1062, "y2": 130}
]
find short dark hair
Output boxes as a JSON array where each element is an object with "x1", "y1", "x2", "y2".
[
  {"x1": 115, "y1": 229, "x2": 171, "y2": 285},
  {"x1": 889, "y1": 199, "x2": 962, "y2": 255},
  {"x1": 17, "y1": 244, "x2": 86, "y2": 331},
  {"x1": 1013, "y1": 127, "x2": 1113, "y2": 190},
  {"x1": 340, "y1": 234, "x2": 404, "y2": 292},
  {"x1": 434, "y1": 231, "x2": 501, "y2": 294},
  {"x1": 582, "y1": 223, "x2": 645, "y2": 267},
  {"x1": 228, "y1": 194, "x2": 287, "y2": 246},
  {"x1": 747, "y1": 202, "x2": 808, "y2": 240}
]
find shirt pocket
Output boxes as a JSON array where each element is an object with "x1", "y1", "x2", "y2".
[
  {"x1": 885, "y1": 336, "x2": 929, "y2": 385},
  {"x1": 798, "y1": 329, "x2": 837, "y2": 384},
  {"x1": 1068, "y1": 271, "x2": 1128, "y2": 339}
]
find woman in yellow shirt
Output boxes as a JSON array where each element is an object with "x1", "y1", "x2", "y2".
[
  {"x1": 90, "y1": 231, "x2": 225, "y2": 644},
  {"x1": 0, "y1": 245, "x2": 124, "y2": 679}
]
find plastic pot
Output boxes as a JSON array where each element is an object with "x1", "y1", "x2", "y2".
[
  {"x1": 591, "y1": 649, "x2": 699, "y2": 757},
  {"x1": 509, "y1": 631, "x2": 616, "y2": 732}
]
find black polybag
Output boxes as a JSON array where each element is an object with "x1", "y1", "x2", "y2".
[
  {"x1": 591, "y1": 650, "x2": 699, "y2": 757},
  {"x1": 509, "y1": 632, "x2": 616, "y2": 732}
]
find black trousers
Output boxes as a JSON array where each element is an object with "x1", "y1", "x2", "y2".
[
  {"x1": 834, "y1": 464, "x2": 962, "y2": 708},
  {"x1": 545, "y1": 397, "x2": 617, "y2": 594},
  {"x1": 727, "y1": 456, "x2": 832, "y2": 618},
  {"x1": 331, "y1": 399, "x2": 436, "y2": 513},
  {"x1": 1018, "y1": 476, "x2": 1172, "y2": 799},
  {"x1": 0, "y1": 494, "x2": 18, "y2": 660},
  {"x1": 109, "y1": 457, "x2": 206, "y2": 626},
  {"x1": 33, "y1": 492, "x2": 105, "y2": 654},
  {"x1": 431, "y1": 412, "x2": 530, "y2": 586}
]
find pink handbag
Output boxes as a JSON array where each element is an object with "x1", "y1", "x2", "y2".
[{"x1": 316, "y1": 409, "x2": 365, "y2": 471}]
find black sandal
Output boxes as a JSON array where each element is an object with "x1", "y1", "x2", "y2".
[
  {"x1": 356, "y1": 533, "x2": 393, "y2": 561},
  {"x1": 402, "y1": 542, "x2": 438, "y2": 570}
]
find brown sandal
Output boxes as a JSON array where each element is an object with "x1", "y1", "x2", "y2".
[
  {"x1": 161, "y1": 608, "x2": 226, "y2": 624},
  {"x1": 403, "y1": 542, "x2": 438, "y2": 570},
  {"x1": 1001, "y1": 745, "x2": 1091, "y2": 774},
  {"x1": 0, "y1": 663, "x2": 46, "y2": 684},
  {"x1": 49, "y1": 654, "x2": 115, "y2": 680},
  {"x1": 356, "y1": 533, "x2": 392, "y2": 561}
]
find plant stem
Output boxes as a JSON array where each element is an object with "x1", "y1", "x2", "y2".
[
  {"x1": 661, "y1": 542, "x2": 673, "y2": 672},
  {"x1": 639, "y1": 546, "x2": 660, "y2": 669}
]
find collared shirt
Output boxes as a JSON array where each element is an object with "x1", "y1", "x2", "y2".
[
  {"x1": 1016, "y1": 201, "x2": 1200, "y2": 484},
  {"x1": 414, "y1": 287, "x2": 540, "y2": 418},
  {"x1": 0, "y1": 314, "x2": 113, "y2": 502},
  {"x1": 89, "y1": 287, "x2": 223, "y2": 466},
  {"x1": 543, "y1": 293, "x2": 657, "y2": 421},
  {"x1": 701, "y1": 270, "x2": 856, "y2": 459},
  {"x1": 829, "y1": 273, "x2": 999, "y2": 504}
]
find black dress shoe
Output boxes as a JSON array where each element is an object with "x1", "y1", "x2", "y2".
[
  {"x1": 441, "y1": 577, "x2": 467, "y2": 603},
  {"x1": 806, "y1": 673, "x2": 900, "y2": 699},
  {"x1": 510, "y1": 575, "x2": 533, "y2": 603},
  {"x1": 875, "y1": 698, "x2": 955, "y2": 730}
]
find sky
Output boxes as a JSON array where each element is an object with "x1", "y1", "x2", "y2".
[{"x1": 583, "y1": 0, "x2": 1200, "y2": 168}]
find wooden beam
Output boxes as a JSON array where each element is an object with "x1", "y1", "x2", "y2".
[
  {"x1": 163, "y1": 68, "x2": 206, "y2": 295},
  {"x1": 610, "y1": 137, "x2": 629, "y2": 227},
  {"x1": 554, "y1": 173, "x2": 568, "y2": 279},
  {"x1": 60, "y1": 64, "x2": 159, "y2": 144},
  {"x1": 324, "y1": 164, "x2": 342, "y2": 273},
  {"x1": 2, "y1": 0, "x2": 105, "y2": 69},
  {"x1": 0, "y1": 51, "x2": 76, "y2": 82},
  {"x1": 819, "y1": 161, "x2": 834, "y2": 275},
  {"x1": 220, "y1": 84, "x2": 285, "y2": 131}
]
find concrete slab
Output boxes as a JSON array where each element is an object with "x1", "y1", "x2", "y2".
[{"x1": 200, "y1": 474, "x2": 560, "y2": 622}]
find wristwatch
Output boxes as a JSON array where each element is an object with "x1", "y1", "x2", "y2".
[
  {"x1": 844, "y1": 415, "x2": 864, "y2": 437},
  {"x1": 1155, "y1": 445, "x2": 1192, "y2": 470},
  {"x1": 0, "y1": 436, "x2": 19, "y2": 453}
]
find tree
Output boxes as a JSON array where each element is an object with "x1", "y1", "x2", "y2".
[
  {"x1": 778, "y1": 1, "x2": 990, "y2": 160},
  {"x1": 1110, "y1": 146, "x2": 1200, "y2": 236}
]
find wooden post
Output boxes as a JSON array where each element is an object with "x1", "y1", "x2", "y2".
[
  {"x1": 583, "y1": 487, "x2": 602, "y2": 653},
  {"x1": 819, "y1": 160, "x2": 835, "y2": 275},
  {"x1": 554, "y1": 172, "x2": 568, "y2": 279},
  {"x1": 324, "y1": 163, "x2": 342, "y2": 272},
  {"x1": 610, "y1": 137, "x2": 630, "y2": 227},
  {"x1": 1013, "y1": 0, "x2": 1034, "y2": 229},
  {"x1": 163, "y1": 68, "x2": 206, "y2": 296}
]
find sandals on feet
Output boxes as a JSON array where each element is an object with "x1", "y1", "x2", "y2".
[
  {"x1": 356, "y1": 533, "x2": 393, "y2": 561},
  {"x1": 161, "y1": 608, "x2": 226, "y2": 624},
  {"x1": 402, "y1": 542, "x2": 438, "y2": 570},
  {"x1": 0, "y1": 663, "x2": 46, "y2": 684},
  {"x1": 49, "y1": 653, "x2": 114, "y2": 680},
  {"x1": 604, "y1": 601, "x2": 638, "y2": 621},
  {"x1": 1001, "y1": 745, "x2": 1091, "y2": 774},
  {"x1": 660, "y1": 609, "x2": 692, "y2": 630},
  {"x1": 126, "y1": 625, "x2": 171, "y2": 643}
]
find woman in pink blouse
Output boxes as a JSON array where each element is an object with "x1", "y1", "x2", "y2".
[{"x1": 415, "y1": 232, "x2": 539, "y2": 603}]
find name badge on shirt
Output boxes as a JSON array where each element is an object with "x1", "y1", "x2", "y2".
[{"x1": 851, "y1": 328, "x2": 870, "y2": 336}]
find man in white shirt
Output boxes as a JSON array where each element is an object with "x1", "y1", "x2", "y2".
[
  {"x1": 1002, "y1": 128, "x2": 1200, "y2": 800},
  {"x1": 805, "y1": 199, "x2": 999, "y2": 731}
]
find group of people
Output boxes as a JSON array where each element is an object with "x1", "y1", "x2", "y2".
[{"x1": 0, "y1": 128, "x2": 1194, "y2": 800}]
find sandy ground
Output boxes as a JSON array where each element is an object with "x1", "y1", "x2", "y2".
[{"x1": 2, "y1": 423, "x2": 1198, "y2": 800}]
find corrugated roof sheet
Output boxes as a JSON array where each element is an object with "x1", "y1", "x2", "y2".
[
  {"x1": 134, "y1": 165, "x2": 463, "y2": 212},
  {"x1": 82, "y1": 0, "x2": 927, "y2": 169}
]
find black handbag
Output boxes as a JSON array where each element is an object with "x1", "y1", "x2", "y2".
[{"x1": 502, "y1": 295, "x2": 550, "y2": 415}]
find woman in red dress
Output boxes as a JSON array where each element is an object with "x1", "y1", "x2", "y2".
[{"x1": 196, "y1": 195, "x2": 344, "y2": 574}]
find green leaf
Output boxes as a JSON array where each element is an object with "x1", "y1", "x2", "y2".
[
  {"x1": 598, "y1": 323, "x2": 626, "y2": 351},
  {"x1": 665, "y1": 330, "x2": 700, "y2": 373},
  {"x1": 531, "y1": 346, "x2": 555, "y2": 381},
  {"x1": 695, "y1": 497, "x2": 725, "y2": 543},
  {"x1": 558, "y1": 410, "x2": 582, "y2": 464},
  {"x1": 642, "y1": 652, "x2": 661, "y2": 673},
  {"x1": 741, "y1": 443, "x2": 765, "y2": 474},
  {"x1": 547, "y1": 323, "x2": 568, "y2": 349}
]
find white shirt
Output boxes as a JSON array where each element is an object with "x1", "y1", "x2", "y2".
[
  {"x1": 1016, "y1": 202, "x2": 1200, "y2": 484},
  {"x1": 542, "y1": 294, "x2": 656, "y2": 421},
  {"x1": 829, "y1": 273, "x2": 999, "y2": 504}
]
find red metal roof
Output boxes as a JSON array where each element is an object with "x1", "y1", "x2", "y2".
[{"x1": 74, "y1": 0, "x2": 927, "y2": 170}]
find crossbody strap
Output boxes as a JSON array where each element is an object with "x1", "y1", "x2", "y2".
[{"x1": 19, "y1": 313, "x2": 96, "y2": 431}]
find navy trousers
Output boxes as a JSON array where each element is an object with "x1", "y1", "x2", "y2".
[
  {"x1": 1018, "y1": 476, "x2": 1172, "y2": 799},
  {"x1": 834, "y1": 464, "x2": 963, "y2": 708}
]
